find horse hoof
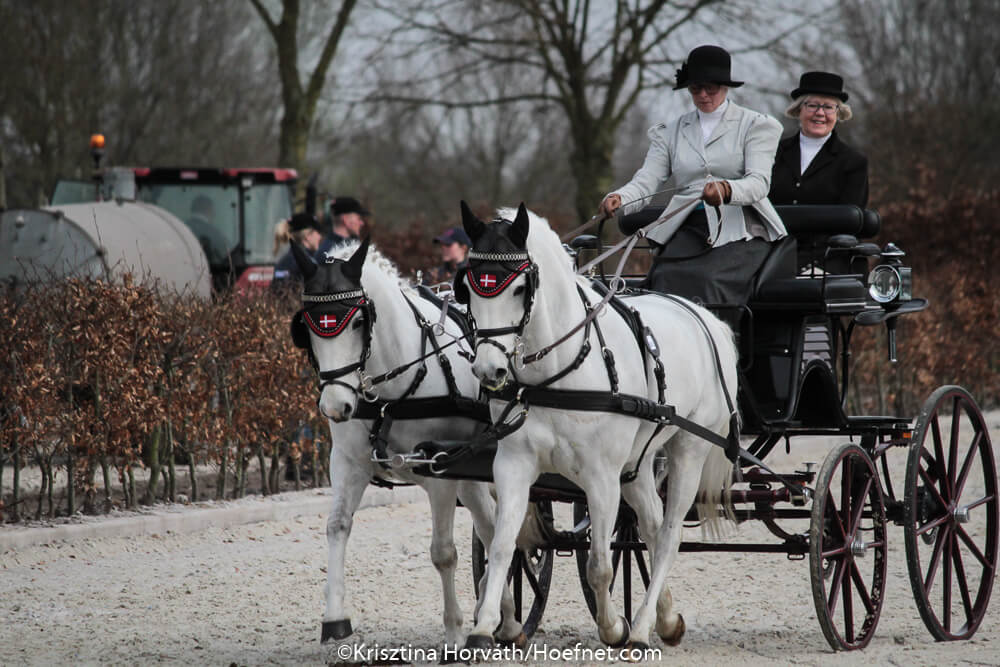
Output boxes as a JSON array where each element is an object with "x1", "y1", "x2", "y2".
[
  {"x1": 320, "y1": 619, "x2": 353, "y2": 643},
  {"x1": 464, "y1": 633, "x2": 494, "y2": 650},
  {"x1": 658, "y1": 613, "x2": 686, "y2": 646},
  {"x1": 602, "y1": 615, "x2": 631, "y2": 648},
  {"x1": 623, "y1": 642, "x2": 649, "y2": 662},
  {"x1": 496, "y1": 631, "x2": 527, "y2": 649}
]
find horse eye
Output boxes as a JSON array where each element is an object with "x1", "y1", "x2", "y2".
[
  {"x1": 352, "y1": 318, "x2": 364, "y2": 330},
  {"x1": 513, "y1": 285, "x2": 525, "y2": 296}
]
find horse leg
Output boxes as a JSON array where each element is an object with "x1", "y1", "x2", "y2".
[
  {"x1": 322, "y1": 446, "x2": 371, "y2": 643},
  {"x1": 424, "y1": 480, "x2": 464, "y2": 646},
  {"x1": 457, "y1": 482, "x2": 522, "y2": 643},
  {"x1": 646, "y1": 436, "x2": 711, "y2": 647},
  {"x1": 620, "y1": 457, "x2": 667, "y2": 648},
  {"x1": 582, "y1": 471, "x2": 630, "y2": 647},
  {"x1": 464, "y1": 450, "x2": 536, "y2": 649}
]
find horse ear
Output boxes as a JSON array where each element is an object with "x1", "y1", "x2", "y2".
[
  {"x1": 343, "y1": 236, "x2": 370, "y2": 281},
  {"x1": 461, "y1": 200, "x2": 487, "y2": 241},
  {"x1": 290, "y1": 242, "x2": 318, "y2": 281},
  {"x1": 509, "y1": 202, "x2": 530, "y2": 249}
]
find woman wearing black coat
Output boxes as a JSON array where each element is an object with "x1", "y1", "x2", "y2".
[{"x1": 769, "y1": 71, "x2": 869, "y2": 207}]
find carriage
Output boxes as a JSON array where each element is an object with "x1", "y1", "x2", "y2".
[{"x1": 292, "y1": 202, "x2": 997, "y2": 653}]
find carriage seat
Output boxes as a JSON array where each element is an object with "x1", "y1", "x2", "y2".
[
  {"x1": 774, "y1": 205, "x2": 880, "y2": 239},
  {"x1": 749, "y1": 235, "x2": 867, "y2": 313},
  {"x1": 613, "y1": 204, "x2": 878, "y2": 312},
  {"x1": 749, "y1": 205, "x2": 880, "y2": 312}
]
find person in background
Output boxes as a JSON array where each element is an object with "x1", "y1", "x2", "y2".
[
  {"x1": 424, "y1": 226, "x2": 471, "y2": 285},
  {"x1": 271, "y1": 212, "x2": 323, "y2": 292},
  {"x1": 599, "y1": 45, "x2": 786, "y2": 307},
  {"x1": 315, "y1": 196, "x2": 369, "y2": 261},
  {"x1": 185, "y1": 194, "x2": 230, "y2": 269},
  {"x1": 769, "y1": 71, "x2": 869, "y2": 207}
]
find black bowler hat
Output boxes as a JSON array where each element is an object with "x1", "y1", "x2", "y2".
[
  {"x1": 330, "y1": 196, "x2": 371, "y2": 217},
  {"x1": 790, "y1": 71, "x2": 849, "y2": 102},
  {"x1": 288, "y1": 212, "x2": 322, "y2": 233},
  {"x1": 673, "y1": 45, "x2": 744, "y2": 90}
]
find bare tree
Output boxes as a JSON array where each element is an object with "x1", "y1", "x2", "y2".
[
  {"x1": 248, "y1": 0, "x2": 358, "y2": 176},
  {"x1": 0, "y1": 0, "x2": 280, "y2": 208},
  {"x1": 838, "y1": 0, "x2": 1000, "y2": 198},
  {"x1": 367, "y1": 0, "x2": 821, "y2": 221}
]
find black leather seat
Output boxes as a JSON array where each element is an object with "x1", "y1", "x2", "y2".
[{"x1": 752, "y1": 276, "x2": 868, "y2": 312}]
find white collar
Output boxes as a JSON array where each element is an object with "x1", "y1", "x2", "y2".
[
  {"x1": 798, "y1": 131, "x2": 832, "y2": 149},
  {"x1": 696, "y1": 99, "x2": 729, "y2": 123}
]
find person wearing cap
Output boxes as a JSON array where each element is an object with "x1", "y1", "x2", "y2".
[
  {"x1": 424, "y1": 227, "x2": 471, "y2": 285},
  {"x1": 315, "y1": 196, "x2": 370, "y2": 261},
  {"x1": 769, "y1": 71, "x2": 869, "y2": 207},
  {"x1": 599, "y1": 45, "x2": 786, "y2": 306},
  {"x1": 271, "y1": 212, "x2": 324, "y2": 291}
]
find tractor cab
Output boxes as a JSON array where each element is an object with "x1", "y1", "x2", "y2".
[{"x1": 52, "y1": 138, "x2": 297, "y2": 292}]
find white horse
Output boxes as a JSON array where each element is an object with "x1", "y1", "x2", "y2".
[
  {"x1": 457, "y1": 202, "x2": 738, "y2": 649},
  {"x1": 288, "y1": 239, "x2": 523, "y2": 646}
]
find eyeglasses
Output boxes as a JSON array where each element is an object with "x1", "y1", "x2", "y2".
[
  {"x1": 803, "y1": 102, "x2": 839, "y2": 114},
  {"x1": 688, "y1": 83, "x2": 721, "y2": 95}
]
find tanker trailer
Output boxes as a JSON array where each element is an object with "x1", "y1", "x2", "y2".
[{"x1": 0, "y1": 199, "x2": 211, "y2": 299}]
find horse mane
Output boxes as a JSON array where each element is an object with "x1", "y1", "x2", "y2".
[
  {"x1": 327, "y1": 239, "x2": 409, "y2": 292},
  {"x1": 495, "y1": 207, "x2": 577, "y2": 286}
]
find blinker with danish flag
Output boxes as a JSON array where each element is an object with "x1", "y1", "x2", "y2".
[
  {"x1": 467, "y1": 256, "x2": 532, "y2": 298},
  {"x1": 300, "y1": 292, "x2": 367, "y2": 338}
]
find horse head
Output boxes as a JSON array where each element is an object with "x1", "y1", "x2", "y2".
[
  {"x1": 290, "y1": 237, "x2": 375, "y2": 421},
  {"x1": 458, "y1": 201, "x2": 538, "y2": 390}
]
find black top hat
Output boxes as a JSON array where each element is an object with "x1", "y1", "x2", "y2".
[
  {"x1": 330, "y1": 196, "x2": 371, "y2": 217},
  {"x1": 289, "y1": 212, "x2": 322, "y2": 233},
  {"x1": 790, "y1": 71, "x2": 849, "y2": 102},
  {"x1": 673, "y1": 45, "x2": 744, "y2": 90}
]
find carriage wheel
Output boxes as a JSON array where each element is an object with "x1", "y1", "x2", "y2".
[
  {"x1": 573, "y1": 501, "x2": 650, "y2": 622},
  {"x1": 471, "y1": 500, "x2": 554, "y2": 639},
  {"x1": 903, "y1": 385, "x2": 999, "y2": 641},
  {"x1": 809, "y1": 442, "x2": 888, "y2": 651}
]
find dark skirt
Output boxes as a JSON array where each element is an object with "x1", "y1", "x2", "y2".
[{"x1": 645, "y1": 233, "x2": 771, "y2": 306}]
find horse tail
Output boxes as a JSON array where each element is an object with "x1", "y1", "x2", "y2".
[
  {"x1": 696, "y1": 444, "x2": 735, "y2": 540},
  {"x1": 696, "y1": 310, "x2": 740, "y2": 540}
]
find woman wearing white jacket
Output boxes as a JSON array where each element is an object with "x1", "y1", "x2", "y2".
[{"x1": 600, "y1": 45, "x2": 786, "y2": 306}]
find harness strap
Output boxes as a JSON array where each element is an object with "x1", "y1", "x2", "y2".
[
  {"x1": 484, "y1": 384, "x2": 803, "y2": 495},
  {"x1": 354, "y1": 395, "x2": 491, "y2": 422},
  {"x1": 584, "y1": 289, "x2": 620, "y2": 395}
]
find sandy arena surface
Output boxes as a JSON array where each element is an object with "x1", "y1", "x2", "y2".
[{"x1": 2, "y1": 412, "x2": 999, "y2": 666}]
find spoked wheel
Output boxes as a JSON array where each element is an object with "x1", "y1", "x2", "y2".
[
  {"x1": 471, "y1": 500, "x2": 554, "y2": 639},
  {"x1": 809, "y1": 442, "x2": 888, "y2": 651},
  {"x1": 573, "y1": 501, "x2": 650, "y2": 622},
  {"x1": 904, "y1": 385, "x2": 999, "y2": 641}
]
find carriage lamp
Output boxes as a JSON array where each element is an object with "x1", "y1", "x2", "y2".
[
  {"x1": 868, "y1": 265, "x2": 901, "y2": 303},
  {"x1": 868, "y1": 243, "x2": 913, "y2": 304}
]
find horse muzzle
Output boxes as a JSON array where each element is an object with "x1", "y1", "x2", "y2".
[{"x1": 319, "y1": 385, "x2": 357, "y2": 423}]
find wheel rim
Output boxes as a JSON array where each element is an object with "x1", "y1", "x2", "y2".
[
  {"x1": 810, "y1": 443, "x2": 888, "y2": 650},
  {"x1": 471, "y1": 500, "x2": 554, "y2": 639},
  {"x1": 904, "y1": 386, "x2": 999, "y2": 641}
]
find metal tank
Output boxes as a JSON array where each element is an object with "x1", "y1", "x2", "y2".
[{"x1": 0, "y1": 199, "x2": 211, "y2": 299}]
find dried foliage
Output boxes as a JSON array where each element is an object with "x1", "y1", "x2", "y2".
[
  {"x1": 0, "y1": 277, "x2": 318, "y2": 521},
  {"x1": 847, "y1": 181, "x2": 999, "y2": 415}
]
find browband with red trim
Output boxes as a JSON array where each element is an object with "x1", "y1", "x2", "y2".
[
  {"x1": 302, "y1": 302, "x2": 364, "y2": 337},
  {"x1": 467, "y1": 261, "x2": 531, "y2": 298}
]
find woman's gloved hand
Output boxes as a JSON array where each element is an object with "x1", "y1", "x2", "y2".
[{"x1": 701, "y1": 180, "x2": 731, "y2": 207}]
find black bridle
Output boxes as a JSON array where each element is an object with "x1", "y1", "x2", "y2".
[
  {"x1": 295, "y1": 288, "x2": 378, "y2": 400},
  {"x1": 457, "y1": 249, "x2": 540, "y2": 361}
]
